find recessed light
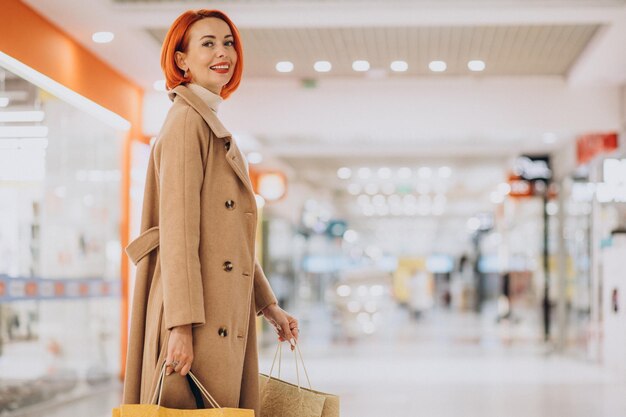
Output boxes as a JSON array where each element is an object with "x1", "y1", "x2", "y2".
[
  {"x1": 418, "y1": 167, "x2": 432, "y2": 178},
  {"x1": 397, "y1": 167, "x2": 412, "y2": 179},
  {"x1": 468, "y1": 60, "x2": 486, "y2": 72},
  {"x1": 352, "y1": 60, "x2": 370, "y2": 72},
  {"x1": 275, "y1": 61, "x2": 294, "y2": 73},
  {"x1": 92, "y1": 32, "x2": 115, "y2": 44},
  {"x1": 357, "y1": 167, "x2": 371, "y2": 179},
  {"x1": 314, "y1": 61, "x2": 332, "y2": 72},
  {"x1": 337, "y1": 167, "x2": 352, "y2": 179},
  {"x1": 0, "y1": 111, "x2": 45, "y2": 122},
  {"x1": 377, "y1": 167, "x2": 392, "y2": 179},
  {"x1": 0, "y1": 126, "x2": 48, "y2": 138},
  {"x1": 153, "y1": 80, "x2": 166, "y2": 92},
  {"x1": 438, "y1": 166, "x2": 452, "y2": 178},
  {"x1": 390, "y1": 60, "x2": 408, "y2": 72},
  {"x1": 429, "y1": 60, "x2": 447, "y2": 72},
  {"x1": 543, "y1": 133, "x2": 557, "y2": 144},
  {"x1": 348, "y1": 183, "x2": 362, "y2": 195}
]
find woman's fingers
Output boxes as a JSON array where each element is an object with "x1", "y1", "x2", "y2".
[
  {"x1": 180, "y1": 362, "x2": 192, "y2": 376},
  {"x1": 289, "y1": 317, "x2": 299, "y2": 342},
  {"x1": 278, "y1": 321, "x2": 295, "y2": 350}
]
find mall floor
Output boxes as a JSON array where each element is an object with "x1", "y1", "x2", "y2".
[{"x1": 11, "y1": 305, "x2": 626, "y2": 417}]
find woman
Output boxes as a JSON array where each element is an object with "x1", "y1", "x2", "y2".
[{"x1": 122, "y1": 9, "x2": 299, "y2": 414}]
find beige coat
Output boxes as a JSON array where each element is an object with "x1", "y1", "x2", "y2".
[{"x1": 122, "y1": 84, "x2": 277, "y2": 415}]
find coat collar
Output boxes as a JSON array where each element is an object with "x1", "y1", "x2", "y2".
[
  {"x1": 169, "y1": 85, "x2": 254, "y2": 196},
  {"x1": 169, "y1": 84, "x2": 231, "y2": 139}
]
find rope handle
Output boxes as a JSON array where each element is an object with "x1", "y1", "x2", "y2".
[
  {"x1": 267, "y1": 341, "x2": 313, "y2": 390},
  {"x1": 150, "y1": 362, "x2": 221, "y2": 409}
]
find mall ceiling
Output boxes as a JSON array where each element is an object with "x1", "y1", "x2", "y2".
[{"x1": 16, "y1": 0, "x2": 626, "y2": 255}]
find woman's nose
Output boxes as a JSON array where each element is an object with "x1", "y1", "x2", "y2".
[{"x1": 215, "y1": 45, "x2": 226, "y2": 58}]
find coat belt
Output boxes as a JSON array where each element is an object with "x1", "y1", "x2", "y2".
[{"x1": 125, "y1": 226, "x2": 160, "y2": 265}]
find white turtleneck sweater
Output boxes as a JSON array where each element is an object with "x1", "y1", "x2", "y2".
[
  {"x1": 188, "y1": 83, "x2": 223, "y2": 113},
  {"x1": 187, "y1": 83, "x2": 249, "y2": 173}
]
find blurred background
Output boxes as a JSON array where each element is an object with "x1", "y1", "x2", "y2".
[{"x1": 1, "y1": 0, "x2": 626, "y2": 416}]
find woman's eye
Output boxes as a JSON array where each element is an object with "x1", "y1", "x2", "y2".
[
  {"x1": 225, "y1": 41, "x2": 235, "y2": 47},
  {"x1": 203, "y1": 42, "x2": 214, "y2": 47}
]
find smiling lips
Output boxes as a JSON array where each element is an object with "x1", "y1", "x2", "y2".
[{"x1": 210, "y1": 62, "x2": 230, "y2": 74}]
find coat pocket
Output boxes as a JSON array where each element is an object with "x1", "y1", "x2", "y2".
[{"x1": 126, "y1": 226, "x2": 160, "y2": 266}]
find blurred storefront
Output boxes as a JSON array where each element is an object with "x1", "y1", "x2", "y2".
[{"x1": 0, "y1": 1, "x2": 143, "y2": 412}]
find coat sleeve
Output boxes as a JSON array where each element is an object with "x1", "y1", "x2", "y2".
[
  {"x1": 253, "y1": 258, "x2": 278, "y2": 316},
  {"x1": 156, "y1": 107, "x2": 207, "y2": 330}
]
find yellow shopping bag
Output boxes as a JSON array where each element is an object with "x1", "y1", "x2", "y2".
[
  {"x1": 259, "y1": 343, "x2": 339, "y2": 417},
  {"x1": 113, "y1": 364, "x2": 254, "y2": 417}
]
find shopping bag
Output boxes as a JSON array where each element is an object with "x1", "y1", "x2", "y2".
[
  {"x1": 113, "y1": 363, "x2": 254, "y2": 417},
  {"x1": 259, "y1": 343, "x2": 339, "y2": 417}
]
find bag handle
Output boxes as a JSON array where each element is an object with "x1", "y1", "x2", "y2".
[
  {"x1": 268, "y1": 341, "x2": 313, "y2": 391},
  {"x1": 150, "y1": 362, "x2": 221, "y2": 409}
]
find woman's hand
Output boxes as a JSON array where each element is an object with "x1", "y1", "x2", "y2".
[
  {"x1": 262, "y1": 304, "x2": 299, "y2": 350},
  {"x1": 166, "y1": 324, "x2": 193, "y2": 376}
]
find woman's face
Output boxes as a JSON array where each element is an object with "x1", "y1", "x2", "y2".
[{"x1": 176, "y1": 17, "x2": 238, "y2": 95}]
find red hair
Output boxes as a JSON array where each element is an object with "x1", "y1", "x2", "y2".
[{"x1": 161, "y1": 10, "x2": 243, "y2": 99}]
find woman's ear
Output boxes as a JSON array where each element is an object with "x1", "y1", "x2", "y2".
[{"x1": 174, "y1": 51, "x2": 187, "y2": 73}]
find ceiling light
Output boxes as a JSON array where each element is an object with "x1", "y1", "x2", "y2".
[
  {"x1": 418, "y1": 167, "x2": 432, "y2": 179},
  {"x1": 276, "y1": 61, "x2": 294, "y2": 73},
  {"x1": 153, "y1": 80, "x2": 166, "y2": 92},
  {"x1": 314, "y1": 61, "x2": 332, "y2": 72},
  {"x1": 247, "y1": 152, "x2": 263, "y2": 164},
  {"x1": 0, "y1": 97, "x2": 8, "y2": 107},
  {"x1": 0, "y1": 111, "x2": 45, "y2": 122},
  {"x1": 258, "y1": 173, "x2": 286, "y2": 201},
  {"x1": 403, "y1": 194, "x2": 417, "y2": 205},
  {"x1": 543, "y1": 133, "x2": 557, "y2": 144},
  {"x1": 416, "y1": 183, "x2": 431, "y2": 194},
  {"x1": 365, "y1": 184, "x2": 379, "y2": 195},
  {"x1": 343, "y1": 230, "x2": 359, "y2": 243},
  {"x1": 337, "y1": 167, "x2": 352, "y2": 179},
  {"x1": 388, "y1": 194, "x2": 402, "y2": 206},
  {"x1": 348, "y1": 183, "x2": 362, "y2": 195},
  {"x1": 372, "y1": 194, "x2": 386, "y2": 206},
  {"x1": 498, "y1": 183, "x2": 511, "y2": 195},
  {"x1": 357, "y1": 167, "x2": 371, "y2": 179},
  {"x1": 357, "y1": 194, "x2": 370, "y2": 206},
  {"x1": 377, "y1": 167, "x2": 392, "y2": 179},
  {"x1": 381, "y1": 183, "x2": 395, "y2": 195},
  {"x1": 390, "y1": 61, "x2": 408, "y2": 72},
  {"x1": 352, "y1": 60, "x2": 370, "y2": 72},
  {"x1": 438, "y1": 166, "x2": 452, "y2": 178},
  {"x1": 92, "y1": 32, "x2": 115, "y2": 44},
  {"x1": 397, "y1": 167, "x2": 412, "y2": 179},
  {"x1": 0, "y1": 126, "x2": 48, "y2": 138},
  {"x1": 363, "y1": 206, "x2": 375, "y2": 216},
  {"x1": 429, "y1": 61, "x2": 447, "y2": 73},
  {"x1": 468, "y1": 60, "x2": 486, "y2": 72}
]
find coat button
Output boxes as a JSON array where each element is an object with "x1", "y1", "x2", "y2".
[
  {"x1": 218, "y1": 327, "x2": 228, "y2": 337},
  {"x1": 224, "y1": 141, "x2": 231, "y2": 151},
  {"x1": 225, "y1": 200, "x2": 236, "y2": 210},
  {"x1": 223, "y1": 261, "x2": 233, "y2": 272}
]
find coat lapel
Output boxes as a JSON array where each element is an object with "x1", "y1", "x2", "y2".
[{"x1": 171, "y1": 85, "x2": 254, "y2": 195}]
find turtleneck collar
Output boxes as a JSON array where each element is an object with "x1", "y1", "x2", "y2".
[{"x1": 186, "y1": 83, "x2": 223, "y2": 114}]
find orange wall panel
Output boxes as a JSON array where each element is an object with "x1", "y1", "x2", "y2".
[{"x1": 0, "y1": 0, "x2": 143, "y2": 138}]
